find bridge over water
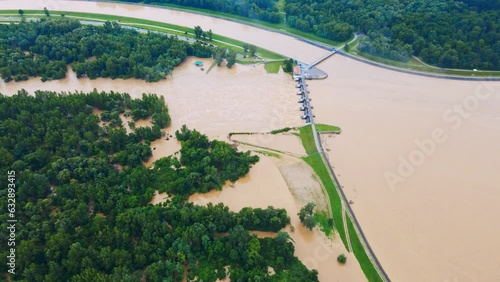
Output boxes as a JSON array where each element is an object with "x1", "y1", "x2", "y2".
[
  {"x1": 296, "y1": 49, "x2": 338, "y2": 80},
  {"x1": 307, "y1": 48, "x2": 338, "y2": 69}
]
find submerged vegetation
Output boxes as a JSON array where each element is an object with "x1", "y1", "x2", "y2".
[
  {"x1": 270, "y1": 127, "x2": 293, "y2": 134},
  {"x1": 298, "y1": 202, "x2": 317, "y2": 230},
  {"x1": 0, "y1": 90, "x2": 319, "y2": 281}
]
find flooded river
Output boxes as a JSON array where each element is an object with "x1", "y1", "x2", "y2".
[
  {"x1": 0, "y1": 57, "x2": 302, "y2": 137},
  {"x1": 313, "y1": 56, "x2": 500, "y2": 282},
  {"x1": 2, "y1": 1, "x2": 500, "y2": 281}
]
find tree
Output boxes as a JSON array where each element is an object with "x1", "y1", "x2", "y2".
[
  {"x1": 298, "y1": 202, "x2": 316, "y2": 230},
  {"x1": 283, "y1": 58, "x2": 293, "y2": 72},
  {"x1": 337, "y1": 254, "x2": 347, "y2": 264},
  {"x1": 207, "y1": 29, "x2": 213, "y2": 41},
  {"x1": 243, "y1": 43, "x2": 250, "y2": 52},
  {"x1": 249, "y1": 45, "x2": 257, "y2": 57},
  {"x1": 0, "y1": 18, "x2": 196, "y2": 82},
  {"x1": 194, "y1": 26, "x2": 203, "y2": 38},
  {"x1": 44, "y1": 7, "x2": 50, "y2": 17},
  {"x1": 226, "y1": 51, "x2": 237, "y2": 68},
  {"x1": 214, "y1": 48, "x2": 225, "y2": 67},
  {"x1": 344, "y1": 43, "x2": 350, "y2": 52},
  {"x1": 18, "y1": 9, "x2": 24, "y2": 16}
]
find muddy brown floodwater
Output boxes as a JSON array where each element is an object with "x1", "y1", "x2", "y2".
[
  {"x1": 2, "y1": 0, "x2": 500, "y2": 281},
  {"x1": 189, "y1": 152, "x2": 365, "y2": 282},
  {"x1": 312, "y1": 56, "x2": 500, "y2": 282},
  {"x1": 0, "y1": 57, "x2": 302, "y2": 137}
]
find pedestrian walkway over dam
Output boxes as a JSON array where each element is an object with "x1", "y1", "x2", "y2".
[
  {"x1": 298, "y1": 48, "x2": 338, "y2": 79},
  {"x1": 307, "y1": 48, "x2": 338, "y2": 69}
]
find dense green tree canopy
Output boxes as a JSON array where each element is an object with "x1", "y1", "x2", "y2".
[
  {"x1": 284, "y1": 0, "x2": 500, "y2": 69},
  {"x1": 133, "y1": 0, "x2": 500, "y2": 70},
  {"x1": 0, "y1": 90, "x2": 318, "y2": 281},
  {"x1": 0, "y1": 18, "x2": 214, "y2": 82}
]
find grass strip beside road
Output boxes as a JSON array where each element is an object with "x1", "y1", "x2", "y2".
[
  {"x1": 346, "y1": 216, "x2": 384, "y2": 282},
  {"x1": 298, "y1": 125, "x2": 317, "y2": 155},
  {"x1": 314, "y1": 211, "x2": 334, "y2": 237}
]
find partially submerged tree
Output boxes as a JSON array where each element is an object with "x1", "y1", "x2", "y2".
[
  {"x1": 283, "y1": 58, "x2": 294, "y2": 72},
  {"x1": 298, "y1": 202, "x2": 317, "y2": 230},
  {"x1": 337, "y1": 254, "x2": 347, "y2": 264},
  {"x1": 213, "y1": 47, "x2": 226, "y2": 67},
  {"x1": 226, "y1": 50, "x2": 237, "y2": 68}
]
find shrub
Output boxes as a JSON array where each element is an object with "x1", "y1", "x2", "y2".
[{"x1": 337, "y1": 254, "x2": 347, "y2": 264}]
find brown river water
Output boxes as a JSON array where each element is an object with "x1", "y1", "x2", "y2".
[{"x1": 2, "y1": 1, "x2": 500, "y2": 281}]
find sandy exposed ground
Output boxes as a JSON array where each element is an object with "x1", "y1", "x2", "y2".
[{"x1": 277, "y1": 157, "x2": 329, "y2": 213}]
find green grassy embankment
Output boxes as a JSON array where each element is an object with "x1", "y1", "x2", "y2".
[
  {"x1": 314, "y1": 211, "x2": 334, "y2": 237},
  {"x1": 297, "y1": 124, "x2": 317, "y2": 155},
  {"x1": 315, "y1": 123, "x2": 341, "y2": 133},
  {"x1": 346, "y1": 216, "x2": 384, "y2": 282},
  {"x1": 263, "y1": 61, "x2": 285, "y2": 73}
]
